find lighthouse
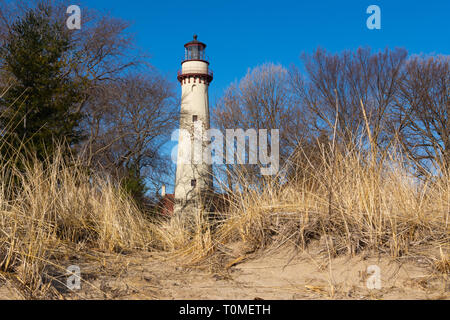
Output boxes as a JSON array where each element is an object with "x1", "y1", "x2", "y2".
[{"x1": 174, "y1": 35, "x2": 214, "y2": 216}]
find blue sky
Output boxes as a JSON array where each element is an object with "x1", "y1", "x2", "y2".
[
  {"x1": 85, "y1": 0, "x2": 449, "y2": 102},
  {"x1": 79, "y1": 0, "x2": 449, "y2": 193}
]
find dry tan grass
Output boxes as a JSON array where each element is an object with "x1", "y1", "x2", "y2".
[
  {"x1": 155, "y1": 137, "x2": 449, "y2": 276},
  {"x1": 1, "y1": 137, "x2": 446, "y2": 298},
  {"x1": 0, "y1": 149, "x2": 156, "y2": 298},
  {"x1": 0, "y1": 99, "x2": 447, "y2": 298}
]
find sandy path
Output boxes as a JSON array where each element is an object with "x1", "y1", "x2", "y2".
[
  {"x1": 1, "y1": 247, "x2": 448, "y2": 300},
  {"x1": 67, "y1": 247, "x2": 449, "y2": 300}
]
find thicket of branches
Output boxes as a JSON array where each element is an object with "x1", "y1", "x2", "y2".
[{"x1": 213, "y1": 49, "x2": 449, "y2": 189}]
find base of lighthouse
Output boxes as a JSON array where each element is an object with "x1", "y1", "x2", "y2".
[{"x1": 174, "y1": 163, "x2": 213, "y2": 216}]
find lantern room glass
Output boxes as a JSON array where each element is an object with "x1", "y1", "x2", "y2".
[{"x1": 186, "y1": 45, "x2": 205, "y2": 61}]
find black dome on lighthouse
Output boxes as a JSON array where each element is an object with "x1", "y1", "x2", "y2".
[{"x1": 184, "y1": 35, "x2": 207, "y2": 49}]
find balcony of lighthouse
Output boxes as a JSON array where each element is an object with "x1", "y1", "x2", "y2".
[{"x1": 177, "y1": 61, "x2": 213, "y2": 84}]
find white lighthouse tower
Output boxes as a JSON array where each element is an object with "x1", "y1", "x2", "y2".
[{"x1": 174, "y1": 35, "x2": 213, "y2": 216}]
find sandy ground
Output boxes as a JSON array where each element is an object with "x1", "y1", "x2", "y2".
[{"x1": 0, "y1": 244, "x2": 448, "y2": 300}]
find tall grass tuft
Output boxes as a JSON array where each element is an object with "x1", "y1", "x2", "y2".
[{"x1": 0, "y1": 148, "x2": 155, "y2": 298}]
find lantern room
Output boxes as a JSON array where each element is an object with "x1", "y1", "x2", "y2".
[
  {"x1": 178, "y1": 35, "x2": 213, "y2": 84},
  {"x1": 184, "y1": 35, "x2": 208, "y2": 62}
]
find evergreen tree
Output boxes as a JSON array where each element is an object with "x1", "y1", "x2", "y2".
[
  {"x1": 0, "y1": 3, "x2": 84, "y2": 162},
  {"x1": 121, "y1": 164, "x2": 149, "y2": 209}
]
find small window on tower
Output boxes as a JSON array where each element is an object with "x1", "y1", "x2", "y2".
[
  {"x1": 191, "y1": 180, "x2": 197, "y2": 188},
  {"x1": 193, "y1": 115, "x2": 198, "y2": 122}
]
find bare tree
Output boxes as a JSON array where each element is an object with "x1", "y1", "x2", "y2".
[
  {"x1": 0, "y1": 0, "x2": 142, "y2": 112},
  {"x1": 291, "y1": 47, "x2": 408, "y2": 148},
  {"x1": 213, "y1": 63, "x2": 302, "y2": 190},
  {"x1": 82, "y1": 73, "x2": 177, "y2": 191},
  {"x1": 394, "y1": 55, "x2": 449, "y2": 173}
]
